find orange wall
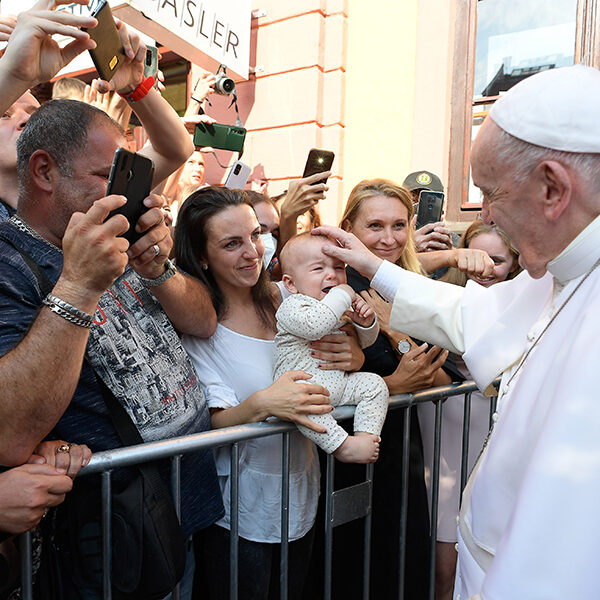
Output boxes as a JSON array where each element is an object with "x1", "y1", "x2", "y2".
[
  {"x1": 197, "y1": 0, "x2": 455, "y2": 226},
  {"x1": 200, "y1": 0, "x2": 347, "y2": 227}
]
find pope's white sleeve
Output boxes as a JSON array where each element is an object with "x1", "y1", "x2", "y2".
[{"x1": 371, "y1": 260, "x2": 466, "y2": 354}]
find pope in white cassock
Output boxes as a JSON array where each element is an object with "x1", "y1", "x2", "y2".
[{"x1": 315, "y1": 64, "x2": 600, "y2": 599}]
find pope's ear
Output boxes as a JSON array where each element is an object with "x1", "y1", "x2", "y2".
[
  {"x1": 538, "y1": 160, "x2": 571, "y2": 221},
  {"x1": 28, "y1": 150, "x2": 58, "y2": 193},
  {"x1": 282, "y1": 273, "x2": 298, "y2": 294}
]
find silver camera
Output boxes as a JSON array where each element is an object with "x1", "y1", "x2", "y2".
[{"x1": 214, "y1": 71, "x2": 235, "y2": 95}]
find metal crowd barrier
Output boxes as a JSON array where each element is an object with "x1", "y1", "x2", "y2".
[{"x1": 19, "y1": 380, "x2": 498, "y2": 600}]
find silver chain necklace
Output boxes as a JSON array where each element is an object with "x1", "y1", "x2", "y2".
[
  {"x1": 504, "y1": 256, "x2": 600, "y2": 392},
  {"x1": 475, "y1": 256, "x2": 600, "y2": 461},
  {"x1": 9, "y1": 215, "x2": 62, "y2": 254}
]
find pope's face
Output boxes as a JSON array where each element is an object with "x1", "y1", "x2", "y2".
[{"x1": 470, "y1": 118, "x2": 548, "y2": 279}]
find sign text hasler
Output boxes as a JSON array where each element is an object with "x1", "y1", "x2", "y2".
[{"x1": 128, "y1": 0, "x2": 251, "y2": 78}]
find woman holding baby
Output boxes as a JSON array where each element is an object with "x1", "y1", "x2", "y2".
[{"x1": 175, "y1": 186, "x2": 364, "y2": 599}]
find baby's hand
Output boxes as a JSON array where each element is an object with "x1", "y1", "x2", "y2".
[
  {"x1": 349, "y1": 297, "x2": 375, "y2": 327},
  {"x1": 334, "y1": 283, "x2": 356, "y2": 302}
]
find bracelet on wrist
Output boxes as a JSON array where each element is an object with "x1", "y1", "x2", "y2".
[
  {"x1": 42, "y1": 293, "x2": 94, "y2": 329},
  {"x1": 118, "y1": 75, "x2": 155, "y2": 103},
  {"x1": 137, "y1": 258, "x2": 177, "y2": 287}
]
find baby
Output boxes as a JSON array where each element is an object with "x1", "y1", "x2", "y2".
[{"x1": 274, "y1": 233, "x2": 389, "y2": 463}]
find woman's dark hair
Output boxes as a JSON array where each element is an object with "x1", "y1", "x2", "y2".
[
  {"x1": 244, "y1": 190, "x2": 279, "y2": 214},
  {"x1": 175, "y1": 186, "x2": 277, "y2": 327}
]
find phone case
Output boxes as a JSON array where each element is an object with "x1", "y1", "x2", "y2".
[
  {"x1": 106, "y1": 149, "x2": 155, "y2": 245},
  {"x1": 84, "y1": 0, "x2": 126, "y2": 82},
  {"x1": 193, "y1": 123, "x2": 246, "y2": 153},
  {"x1": 302, "y1": 148, "x2": 335, "y2": 184},
  {"x1": 416, "y1": 191, "x2": 445, "y2": 229},
  {"x1": 224, "y1": 161, "x2": 251, "y2": 189},
  {"x1": 144, "y1": 46, "x2": 159, "y2": 80}
]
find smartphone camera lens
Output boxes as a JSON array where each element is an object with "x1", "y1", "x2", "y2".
[{"x1": 234, "y1": 164, "x2": 241, "y2": 175}]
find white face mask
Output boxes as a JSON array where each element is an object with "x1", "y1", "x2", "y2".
[{"x1": 261, "y1": 233, "x2": 277, "y2": 269}]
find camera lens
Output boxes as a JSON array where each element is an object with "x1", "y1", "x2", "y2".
[
  {"x1": 214, "y1": 73, "x2": 236, "y2": 95},
  {"x1": 234, "y1": 164, "x2": 241, "y2": 175}
]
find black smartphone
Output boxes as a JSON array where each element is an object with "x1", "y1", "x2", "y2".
[
  {"x1": 416, "y1": 190, "x2": 445, "y2": 229},
  {"x1": 302, "y1": 148, "x2": 334, "y2": 185},
  {"x1": 84, "y1": 0, "x2": 126, "y2": 82},
  {"x1": 106, "y1": 148, "x2": 155, "y2": 246},
  {"x1": 193, "y1": 123, "x2": 246, "y2": 153}
]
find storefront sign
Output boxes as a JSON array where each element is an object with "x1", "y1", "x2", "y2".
[
  {"x1": 112, "y1": 0, "x2": 251, "y2": 78},
  {"x1": 1, "y1": 0, "x2": 251, "y2": 78}
]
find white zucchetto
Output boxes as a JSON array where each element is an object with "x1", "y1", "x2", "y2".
[{"x1": 489, "y1": 64, "x2": 600, "y2": 153}]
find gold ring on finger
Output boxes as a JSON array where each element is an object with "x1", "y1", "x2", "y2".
[{"x1": 55, "y1": 443, "x2": 71, "y2": 454}]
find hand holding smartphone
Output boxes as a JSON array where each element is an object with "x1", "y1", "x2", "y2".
[
  {"x1": 416, "y1": 191, "x2": 445, "y2": 229},
  {"x1": 83, "y1": 0, "x2": 126, "y2": 83},
  {"x1": 302, "y1": 149, "x2": 335, "y2": 185},
  {"x1": 106, "y1": 148, "x2": 155, "y2": 245}
]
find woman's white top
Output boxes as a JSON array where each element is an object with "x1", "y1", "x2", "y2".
[{"x1": 182, "y1": 324, "x2": 320, "y2": 543}]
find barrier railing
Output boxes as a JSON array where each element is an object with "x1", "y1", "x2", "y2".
[{"x1": 19, "y1": 379, "x2": 497, "y2": 600}]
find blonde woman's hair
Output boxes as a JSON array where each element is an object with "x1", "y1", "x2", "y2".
[
  {"x1": 442, "y1": 220, "x2": 521, "y2": 287},
  {"x1": 340, "y1": 178, "x2": 424, "y2": 275}
]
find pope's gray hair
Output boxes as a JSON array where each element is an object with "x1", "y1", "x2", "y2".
[{"x1": 494, "y1": 128, "x2": 600, "y2": 188}]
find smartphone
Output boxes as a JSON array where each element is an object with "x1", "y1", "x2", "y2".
[
  {"x1": 224, "y1": 161, "x2": 251, "y2": 189},
  {"x1": 302, "y1": 148, "x2": 335, "y2": 185},
  {"x1": 84, "y1": 0, "x2": 126, "y2": 82},
  {"x1": 416, "y1": 190, "x2": 445, "y2": 229},
  {"x1": 193, "y1": 123, "x2": 246, "y2": 153},
  {"x1": 106, "y1": 149, "x2": 155, "y2": 246},
  {"x1": 144, "y1": 46, "x2": 160, "y2": 88}
]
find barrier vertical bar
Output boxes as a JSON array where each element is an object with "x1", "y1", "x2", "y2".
[
  {"x1": 102, "y1": 470, "x2": 113, "y2": 600},
  {"x1": 428, "y1": 399, "x2": 443, "y2": 600},
  {"x1": 397, "y1": 405, "x2": 412, "y2": 600},
  {"x1": 280, "y1": 432, "x2": 291, "y2": 600},
  {"x1": 171, "y1": 454, "x2": 182, "y2": 600},
  {"x1": 362, "y1": 462, "x2": 374, "y2": 600},
  {"x1": 230, "y1": 443, "x2": 240, "y2": 600},
  {"x1": 460, "y1": 392, "x2": 472, "y2": 493},
  {"x1": 20, "y1": 531, "x2": 33, "y2": 600},
  {"x1": 324, "y1": 453, "x2": 335, "y2": 600}
]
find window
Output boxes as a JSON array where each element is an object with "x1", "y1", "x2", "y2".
[{"x1": 446, "y1": 0, "x2": 598, "y2": 221}]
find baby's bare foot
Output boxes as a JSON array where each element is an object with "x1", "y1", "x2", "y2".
[{"x1": 333, "y1": 433, "x2": 380, "y2": 464}]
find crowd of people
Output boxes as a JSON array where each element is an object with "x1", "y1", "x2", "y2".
[{"x1": 0, "y1": 2, "x2": 599, "y2": 600}]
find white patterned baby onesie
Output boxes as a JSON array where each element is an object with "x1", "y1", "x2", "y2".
[{"x1": 273, "y1": 288, "x2": 389, "y2": 453}]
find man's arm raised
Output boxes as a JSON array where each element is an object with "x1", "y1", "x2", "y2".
[
  {"x1": 0, "y1": 0, "x2": 97, "y2": 113},
  {"x1": 0, "y1": 195, "x2": 128, "y2": 466},
  {"x1": 96, "y1": 20, "x2": 194, "y2": 186}
]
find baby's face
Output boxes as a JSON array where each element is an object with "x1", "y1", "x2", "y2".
[{"x1": 284, "y1": 238, "x2": 347, "y2": 300}]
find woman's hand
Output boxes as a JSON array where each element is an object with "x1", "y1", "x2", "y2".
[
  {"x1": 28, "y1": 440, "x2": 92, "y2": 479},
  {"x1": 255, "y1": 371, "x2": 332, "y2": 433},
  {"x1": 384, "y1": 344, "x2": 449, "y2": 395},
  {"x1": 453, "y1": 248, "x2": 494, "y2": 280},
  {"x1": 309, "y1": 323, "x2": 365, "y2": 372},
  {"x1": 413, "y1": 219, "x2": 453, "y2": 252}
]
